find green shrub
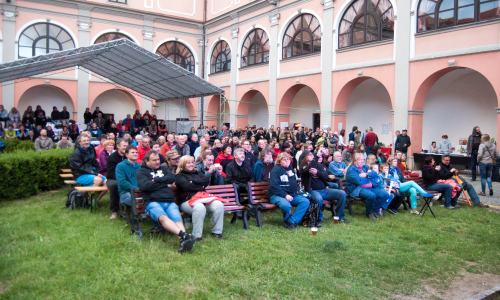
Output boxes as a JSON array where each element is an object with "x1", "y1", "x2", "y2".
[
  {"x1": 0, "y1": 149, "x2": 72, "y2": 200},
  {"x1": 2, "y1": 139, "x2": 36, "y2": 153}
]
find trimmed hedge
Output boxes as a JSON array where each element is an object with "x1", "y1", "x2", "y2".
[
  {"x1": 0, "y1": 149, "x2": 72, "y2": 200},
  {"x1": 2, "y1": 139, "x2": 37, "y2": 153}
]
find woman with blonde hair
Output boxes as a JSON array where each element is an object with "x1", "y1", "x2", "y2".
[
  {"x1": 174, "y1": 156, "x2": 225, "y2": 242},
  {"x1": 99, "y1": 139, "x2": 115, "y2": 176}
]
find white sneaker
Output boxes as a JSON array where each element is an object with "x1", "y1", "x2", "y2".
[{"x1": 109, "y1": 212, "x2": 118, "y2": 220}]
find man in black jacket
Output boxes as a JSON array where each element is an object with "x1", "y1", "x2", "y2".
[
  {"x1": 395, "y1": 128, "x2": 411, "y2": 157},
  {"x1": 299, "y1": 151, "x2": 349, "y2": 226},
  {"x1": 438, "y1": 155, "x2": 487, "y2": 208},
  {"x1": 242, "y1": 140, "x2": 256, "y2": 174},
  {"x1": 106, "y1": 138, "x2": 128, "y2": 220},
  {"x1": 226, "y1": 148, "x2": 253, "y2": 200},
  {"x1": 70, "y1": 134, "x2": 107, "y2": 201},
  {"x1": 137, "y1": 151, "x2": 195, "y2": 252}
]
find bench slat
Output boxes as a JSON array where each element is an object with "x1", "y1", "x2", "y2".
[
  {"x1": 75, "y1": 186, "x2": 108, "y2": 192},
  {"x1": 59, "y1": 174, "x2": 74, "y2": 178}
]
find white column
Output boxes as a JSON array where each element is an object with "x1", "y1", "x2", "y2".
[
  {"x1": 229, "y1": 26, "x2": 238, "y2": 127},
  {"x1": 1, "y1": 3, "x2": 18, "y2": 109},
  {"x1": 393, "y1": 1, "x2": 411, "y2": 131},
  {"x1": 321, "y1": 0, "x2": 334, "y2": 129},
  {"x1": 77, "y1": 5, "x2": 92, "y2": 123},
  {"x1": 142, "y1": 16, "x2": 155, "y2": 114},
  {"x1": 268, "y1": 12, "x2": 280, "y2": 128}
]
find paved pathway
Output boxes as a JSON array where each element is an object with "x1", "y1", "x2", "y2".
[{"x1": 461, "y1": 174, "x2": 500, "y2": 208}]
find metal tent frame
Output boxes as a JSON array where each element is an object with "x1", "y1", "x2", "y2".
[{"x1": 0, "y1": 38, "x2": 224, "y2": 102}]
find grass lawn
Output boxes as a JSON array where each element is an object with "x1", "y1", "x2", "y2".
[{"x1": 1, "y1": 187, "x2": 499, "y2": 299}]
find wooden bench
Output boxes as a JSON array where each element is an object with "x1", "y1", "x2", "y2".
[
  {"x1": 130, "y1": 184, "x2": 248, "y2": 240},
  {"x1": 247, "y1": 182, "x2": 276, "y2": 228},
  {"x1": 61, "y1": 169, "x2": 71, "y2": 173},
  {"x1": 64, "y1": 180, "x2": 77, "y2": 187},
  {"x1": 74, "y1": 186, "x2": 109, "y2": 213},
  {"x1": 59, "y1": 174, "x2": 74, "y2": 179},
  {"x1": 339, "y1": 179, "x2": 364, "y2": 216}
]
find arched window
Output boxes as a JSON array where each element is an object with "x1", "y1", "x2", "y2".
[
  {"x1": 94, "y1": 32, "x2": 133, "y2": 44},
  {"x1": 338, "y1": 0, "x2": 394, "y2": 48},
  {"x1": 18, "y1": 22, "x2": 75, "y2": 58},
  {"x1": 283, "y1": 14, "x2": 321, "y2": 59},
  {"x1": 210, "y1": 40, "x2": 231, "y2": 74},
  {"x1": 241, "y1": 28, "x2": 270, "y2": 68},
  {"x1": 156, "y1": 41, "x2": 195, "y2": 73},
  {"x1": 417, "y1": 0, "x2": 500, "y2": 32}
]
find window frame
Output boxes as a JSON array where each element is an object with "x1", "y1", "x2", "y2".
[
  {"x1": 94, "y1": 32, "x2": 133, "y2": 44},
  {"x1": 155, "y1": 41, "x2": 195, "y2": 73},
  {"x1": 108, "y1": 0, "x2": 128, "y2": 4},
  {"x1": 282, "y1": 14, "x2": 322, "y2": 59},
  {"x1": 417, "y1": 0, "x2": 500, "y2": 33},
  {"x1": 240, "y1": 28, "x2": 270, "y2": 68},
  {"x1": 18, "y1": 22, "x2": 75, "y2": 58},
  {"x1": 338, "y1": 0, "x2": 395, "y2": 49},
  {"x1": 210, "y1": 40, "x2": 231, "y2": 74}
]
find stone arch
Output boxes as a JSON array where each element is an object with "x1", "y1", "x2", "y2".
[
  {"x1": 91, "y1": 89, "x2": 139, "y2": 121},
  {"x1": 278, "y1": 84, "x2": 320, "y2": 129},
  {"x1": 17, "y1": 84, "x2": 75, "y2": 118},
  {"x1": 237, "y1": 90, "x2": 268, "y2": 128}
]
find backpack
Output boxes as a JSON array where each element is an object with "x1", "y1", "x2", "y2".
[
  {"x1": 66, "y1": 188, "x2": 90, "y2": 209},
  {"x1": 301, "y1": 202, "x2": 320, "y2": 227}
]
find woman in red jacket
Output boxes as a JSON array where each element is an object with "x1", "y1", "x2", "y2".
[{"x1": 215, "y1": 143, "x2": 234, "y2": 174}]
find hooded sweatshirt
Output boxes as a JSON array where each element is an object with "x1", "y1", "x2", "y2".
[
  {"x1": 136, "y1": 162, "x2": 176, "y2": 208},
  {"x1": 477, "y1": 141, "x2": 499, "y2": 164},
  {"x1": 438, "y1": 139, "x2": 452, "y2": 153},
  {"x1": 116, "y1": 159, "x2": 141, "y2": 195}
]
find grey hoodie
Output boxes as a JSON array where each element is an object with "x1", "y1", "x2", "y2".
[
  {"x1": 477, "y1": 141, "x2": 499, "y2": 164},
  {"x1": 438, "y1": 139, "x2": 452, "y2": 153}
]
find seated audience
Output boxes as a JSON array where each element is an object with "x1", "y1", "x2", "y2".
[
  {"x1": 115, "y1": 145, "x2": 141, "y2": 207},
  {"x1": 69, "y1": 134, "x2": 107, "y2": 200},
  {"x1": 215, "y1": 144, "x2": 234, "y2": 174},
  {"x1": 137, "y1": 135, "x2": 151, "y2": 164},
  {"x1": 267, "y1": 152, "x2": 310, "y2": 230},
  {"x1": 329, "y1": 151, "x2": 347, "y2": 179},
  {"x1": 299, "y1": 150, "x2": 349, "y2": 226},
  {"x1": 342, "y1": 141, "x2": 355, "y2": 165},
  {"x1": 195, "y1": 152, "x2": 225, "y2": 185},
  {"x1": 56, "y1": 135, "x2": 74, "y2": 149},
  {"x1": 172, "y1": 135, "x2": 190, "y2": 156},
  {"x1": 137, "y1": 151, "x2": 195, "y2": 253},
  {"x1": 99, "y1": 139, "x2": 115, "y2": 176},
  {"x1": 34, "y1": 129, "x2": 53, "y2": 151},
  {"x1": 106, "y1": 138, "x2": 128, "y2": 220},
  {"x1": 428, "y1": 141, "x2": 439, "y2": 154},
  {"x1": 165, "y1": 150, "x2": 180, "y2": 174},
  {"x1": 226, "y1": 148, "x2": 253, "y2": 197},
  {"x1": 253, "y1": 147, "x2": 274, "y2": 183},
  {"x1": 175, "y1": 156, "x2": 225, "y2": 242},
  {"x1": 346, "y1": 153, "x2": 389, "y2": 220}
]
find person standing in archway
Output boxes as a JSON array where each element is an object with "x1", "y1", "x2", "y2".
[
  {"x1": 467, "y1": 126, "x2": 482, "y2": 181},
  {"x1": 364, "y1": 127, "x2": 379, "y2": 155},
  {"x1": 395, "y1": 128, "x2": 411, "y2": 157}
]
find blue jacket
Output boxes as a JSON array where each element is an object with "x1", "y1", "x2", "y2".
[
  {"x1": 368, "y1": 171, "x2": 384, "y2": 190},
  {"x1": 388, "y1": 166, "x2": 406, "y2": 184},
  {"x1": 267, "y1": 165, "x2": 299, "y2": 199},
  {"x1": 116, "y1": 160, "x2": 141, "y2": 195},
  {"x1": 328, "y1": 160, "x2": 347, "y2": 178},
  {"x1": 346, "y1": 164, "x2": 370, "y2": 197},
  {"x1": 253, "y1": 160, "x2": 274, "y2": 183}
]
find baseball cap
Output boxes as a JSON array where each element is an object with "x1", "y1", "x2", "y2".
[
  {"x1": 166, "y1": 150, "x2": 180, "y2": 160},
  {"x1": 402, "y1": 128, "x2": 407, "y2": 131}
]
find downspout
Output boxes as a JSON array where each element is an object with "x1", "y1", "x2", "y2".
[{"x1": 200, "y1": 0, "x2": 207, "y2": 125}]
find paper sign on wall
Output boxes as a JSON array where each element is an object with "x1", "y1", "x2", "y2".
[
  {"x1": 338, "y1": 123, "x2": 343, "y2": 131},
  {"x1": 280, "y1": 122, "x2": 289, "y2": 128},
  {"x1": 382, "y1": 123, "x2": 388, "y2": 134},
  {"x1": 388, "y1": 123, "x2": 392, "y2": 132}
]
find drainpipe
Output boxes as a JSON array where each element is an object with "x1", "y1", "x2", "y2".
[{"x1": 200, "y1": 0, "x2": 208, "y2": 125}]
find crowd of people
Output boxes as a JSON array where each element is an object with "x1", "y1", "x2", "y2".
[{"x1": 65, "y1": 115, "x2": 493, "y2": 253}]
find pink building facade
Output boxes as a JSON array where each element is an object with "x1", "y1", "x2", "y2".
[{"x1": 1, "y1": 0, "x2": 499, "y2": 156}]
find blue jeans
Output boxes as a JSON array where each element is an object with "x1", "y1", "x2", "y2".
[
  {"x1": 311, "y1": 188, "x2": 347, "y2": 220},
  {"x1": 471, "y1": 151, "x2": 478, "y2": 180},
  {"x1": 427, "y1": 183, "x2": 454, "y2": 207},
  {"x1": 479, "y1": 162, "x2": 493, "y2": 193},
  {"x1": 457, "y1": 182, "x2": 480, "y2": 205},
  {"x1": 270, "y1": 195, "x2": 310, "y2": 225},
  {"x1": 119, "y1": 192, "x2": 131, "y2": 206},
  {"x1": 365, "y1": 146, "x2": 373, "y2": 155},
  {"x1": 145, "y1": 202, "x2": 182, "y2": 223},
  {"x1": 358, "y1": 188, "x2": 390, "y2": 214}
]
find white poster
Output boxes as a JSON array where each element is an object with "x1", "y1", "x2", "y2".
[
  {"x1": 382, "y1": 123, "x2": 388, "y2": 134},
  {"x1": 338, "y1": 122, "x2": 343, "y2": 131},
  {"x1": 323, "y1": 123, "x2": 329, "y2": 129},
  {"x1": 388, "y1": 123, "x2": 392, "y2": 132},
  {"x1": 280, "y1": 122, "x2": 289, "y2": 128}
]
